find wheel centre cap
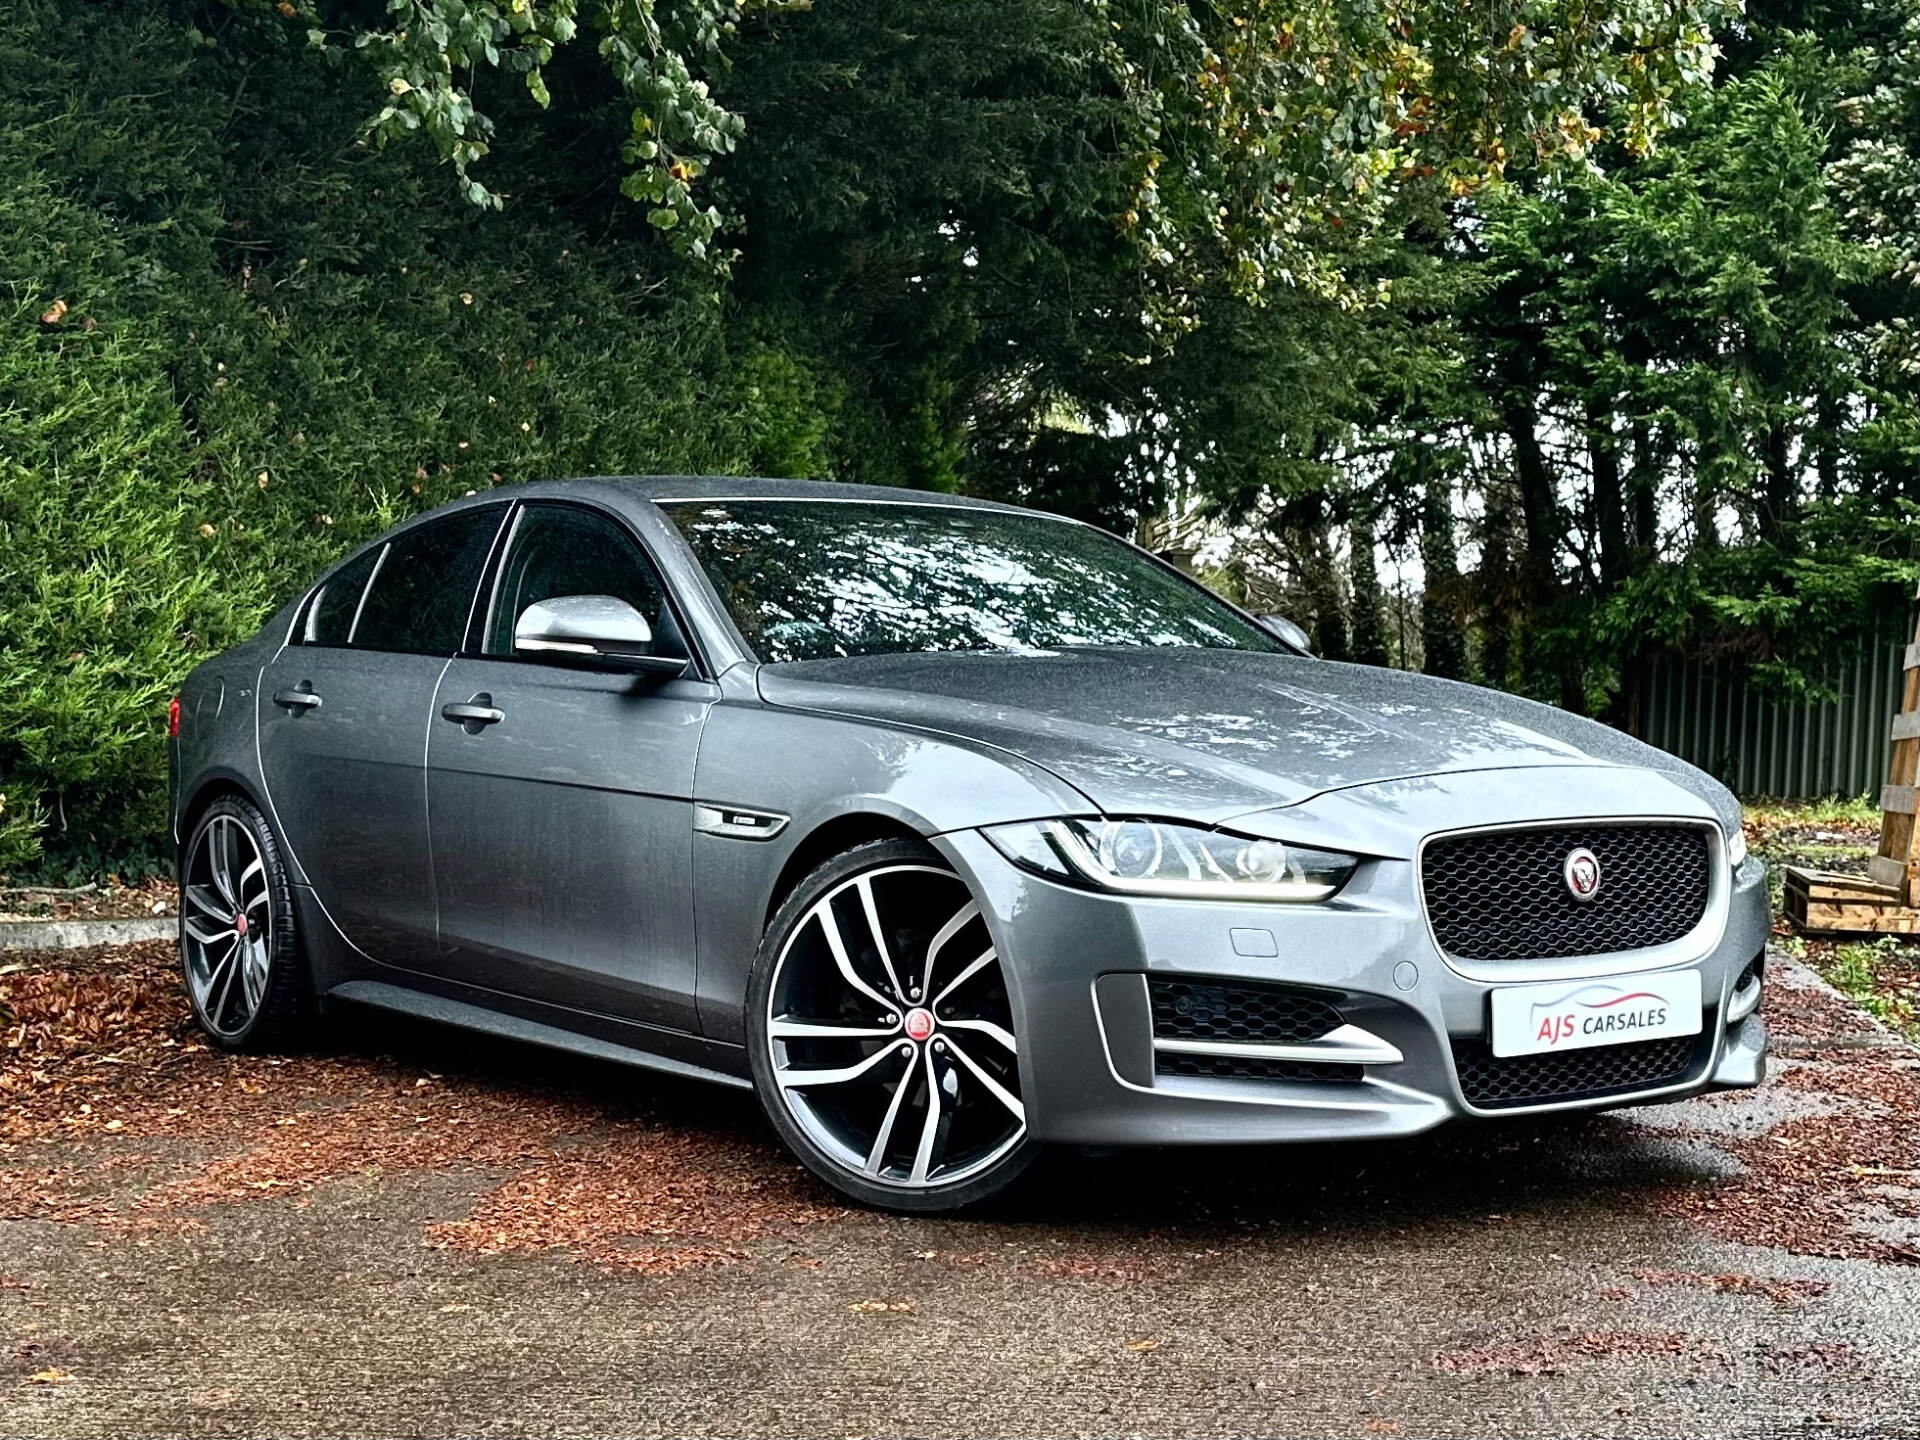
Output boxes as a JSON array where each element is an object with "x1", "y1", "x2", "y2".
[
  {"x1": 234, "y1": 913, "x2": 249, "y2": 936},
  {"x1": 903, "y1": 1007, "x2": 935, "y2": 1042}
]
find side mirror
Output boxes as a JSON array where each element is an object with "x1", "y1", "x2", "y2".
[
  {"x1": 1259, "y1": 614, "x2": 1315, "y2": 655},
  {"x1": 514, "y1": 595, "x2": 688, "y2": 677}
]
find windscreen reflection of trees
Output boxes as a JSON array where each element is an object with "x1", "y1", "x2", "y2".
[{"x1": 668, "y1": 504, "x2": 1280, "y2": 663}]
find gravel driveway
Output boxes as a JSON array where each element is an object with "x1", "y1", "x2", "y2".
[{"x1": 2, "y1": 940, "x2": 1915, "y2": 1438}]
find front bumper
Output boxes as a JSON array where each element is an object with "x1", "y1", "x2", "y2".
[{"x1": 938, "y1": 816, "x2": 1770, "y2": 1148}]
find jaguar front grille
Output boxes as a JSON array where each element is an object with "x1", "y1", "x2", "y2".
[{"x1": 1422, "y1": 824, "x2": 1713, "y2": 962}]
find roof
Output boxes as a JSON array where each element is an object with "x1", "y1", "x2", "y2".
[{"x1": 580, "y1": 475, "x2": 1035, "y2": 514}]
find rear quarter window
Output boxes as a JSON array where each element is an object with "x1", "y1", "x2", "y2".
[
  {"x1": 350, "y1": 505, "x2": 507, "y2": 656},
  {"x1": 300, "y1": 546, "x2": 382, "y2": 647}
]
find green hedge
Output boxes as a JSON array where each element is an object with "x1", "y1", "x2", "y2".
[{"x1": 0, "y1": 1, "x2": 828, "y2": 879}]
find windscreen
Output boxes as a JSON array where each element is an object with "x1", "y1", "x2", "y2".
[{"x1": 661, "y1": 499, "x2": 1282, "y2": 664}]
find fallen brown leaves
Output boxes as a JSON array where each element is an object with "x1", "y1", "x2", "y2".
[
  {"x1": 1644, "y1": 974, "x2": 1920, "y2": 1266},
  {"x1": 1775, "y1": 1052, "x2": 1919, "y2": 1112},
  {"x1": 1030, "y1": 1253, "x2": 1169, "y2": 1282},
  {"x1": 1430, "y1": 1329, "x2": 1729, "y2": 1377},
  {"x1": 1760, "y1": 977, "x2": 1883, "y2": 1047},
  {"x1": 1, "y1": 947, "x2": 189, "y2": 1117},
  {"x1": 1629, "y1": 1269, "x2": 1829, "y2": 1306},
  {"x1": 426, "y1": 1129, "x2": 842, "y2": 1273},
  {"x1": 1652, "y1": 1107, "x2": 1920, "y2": 1265},
  {"x1": 0, "y1": 877, "x2": 174, "y2": 924},
  {"x1": 0, "y1": 944, "x2": 846, "y2": 1271},
  {"x1": 1756, "y1": 1342, "x2": 1862, "y2": 1373}
]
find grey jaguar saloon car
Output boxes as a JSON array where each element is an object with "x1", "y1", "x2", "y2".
[{"x1": 170, "y1": 476, "x2": 1769, "y2": 1210}]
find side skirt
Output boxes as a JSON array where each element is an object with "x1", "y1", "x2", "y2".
[{"x1": 326, "y1": 978, "x2": 753, "y2": 1091}]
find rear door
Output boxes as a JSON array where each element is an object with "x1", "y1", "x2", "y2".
[
  {"x1": 257, "y1": 504, "x2": 507, "y2": 967},
  {"x1": 424, "y1": 500, "x2": 714, "y2": 1032}
]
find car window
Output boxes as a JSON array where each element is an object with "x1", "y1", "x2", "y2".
[
  {"x1": 660, "y1": 499, "x2": 1283, "y2": 663},
  {"x1": 300, "y1": 545, "x2": 383, "y2": 647},
  {"x1": 351, "y1": 505, "x2": 507, "y2": 656},
  {"x1": 482, "y1": 503, "x2": 686, "y2": 659}
]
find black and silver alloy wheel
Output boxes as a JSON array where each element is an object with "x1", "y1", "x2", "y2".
[
  {"x1": 749, "y1": 840, "x2": 1032, "y2": 1211},
  {"x1": 180, "y1": 795, "x2": 305, "y2": 1050}
]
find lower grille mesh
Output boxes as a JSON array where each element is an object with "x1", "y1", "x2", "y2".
[
  {"x1": 1148, "y1": 978, "x2": 1343, "y2": 1045},
  {"x1": 1148, "y1": 978, "x2": 1357, "y2": 1084},
  {"x1": 1451, "y1": 1030, "x2": 1702, "y2": 1110}
]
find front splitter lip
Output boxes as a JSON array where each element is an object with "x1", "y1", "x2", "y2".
[{"x1": 1088, "y1": 972, "x2": 1741, "y2": 1131}]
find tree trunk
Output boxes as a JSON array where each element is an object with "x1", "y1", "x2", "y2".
[
  {"x1": 1589, "y1": 401, "x2": 1628, "y2": 587},
  {"x1": 1504, "y1": 399, "x2": 1585, "y2": 711},
  {"x1": 1348, "y1": 510, "x2": 1390, "y2": 666},
  {"x1": 1478, "y1": 481, "x2": 1515, "y2": 690},
  {"x1": 1628, "y1": 421, "x2": 1658, "y2": 561},
  {"x1": 1504, "y1": 400, "x2": 1561, "y2": 609},
  {"x1": 1306, "y1": 519, "x2": 1350, "y2": 662},
  {"x1": 1420, "y1": 462, "x2": 1468, "y2": 681},
  {"x1": 1760, "y1": 418, "x2": 1795, "y2": 545}
]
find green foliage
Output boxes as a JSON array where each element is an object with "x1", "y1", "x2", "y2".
[
  {"x1": 1, "y1": 0, "x2": 1912, "y2": 879},
  {"x1": 0, "y1": 793, "x2": 41, "y2": 877},
  {"x1": 1458, "y1": 38, "x2": 1917, "y2": 711},
  {"x1": 1784, "y1": 935, "x2": 1917, "y2": 1040},
  {"x1": 0, "y1": 295, "x2": 214, "y2": 875},
  {"x1": 0, "y1": 0, "x2": 800, "y2": 875},
  {"x1": 732, "y1": 340, "x2": 842, "y2": 479},
  {"x1": 250, "y1": 0, "x2": 1740, "y2": 302},
  {"x1": 294, "y1": 0, "x2": 795, "y2": 264},
  {"x1": 1145, "y1": 0, "x2": 1730, "y2": 305},
  {"x1": 0, "y1": 11, "x2": 218, "y2": 875}
]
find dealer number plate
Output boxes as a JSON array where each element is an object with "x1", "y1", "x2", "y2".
[{"x1": 1488, "y1": 969, "x2": 1703, "y2": 1058}]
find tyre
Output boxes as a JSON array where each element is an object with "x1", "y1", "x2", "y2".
[
  {"x1": 747, "y1": 838, "x2": 1035, "y2": 1212},
  {"x1": 178, "y1": 794, "x2": 309, "y2": 1051}
]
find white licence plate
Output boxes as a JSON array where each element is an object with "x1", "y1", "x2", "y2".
[{"x1": 1489, "y1": 970, "x2": 1703, "y2": 1058}]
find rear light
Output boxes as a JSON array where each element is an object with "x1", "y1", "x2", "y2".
[{"x1": 168, "y1": 695, "x2": 182, "y2": 738}]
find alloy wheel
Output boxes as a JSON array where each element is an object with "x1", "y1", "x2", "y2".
[
  {"x1": 766, "y1": 863, "x2": 1024, "y2": 1189},
  {"x1": 182, "y1": 813, "x2": 274, "y2": 1038}
]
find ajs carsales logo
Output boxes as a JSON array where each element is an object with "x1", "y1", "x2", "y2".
[{"x1": 1529, "y1": 983, "x2": 1670, "y2": 1047}]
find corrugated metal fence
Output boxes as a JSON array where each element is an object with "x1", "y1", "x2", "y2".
[{"x1": 1641, "y1": 626, "x2": 1910, "y2": 799}]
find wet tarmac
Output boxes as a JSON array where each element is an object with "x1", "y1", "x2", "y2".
[{"x1": 2, "y1": 944, "x2": 1914, "y2": 1438}]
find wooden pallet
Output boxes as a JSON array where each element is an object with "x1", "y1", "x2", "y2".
[
  {"x1": 1866, "y1": 574, "x2": 1920, "y2": 908},
  {"x1": 1784, "y1": 865, "x2": 1919, "y2": 935}
]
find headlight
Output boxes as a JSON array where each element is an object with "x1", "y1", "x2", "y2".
[
  {"x1": 983, "y1": 818, "x2": 1358, "y2": 902},
  {"x1": 1726, "y1": 825, "x2": 1748, "y2": 870}
]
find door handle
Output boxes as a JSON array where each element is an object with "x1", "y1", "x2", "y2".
[
  {"x1": 272, "y1": 687, "x2": 322, "y2": 712},
  {"x1": 441, "y1": 694, "x2": 505, "y2": 729}
]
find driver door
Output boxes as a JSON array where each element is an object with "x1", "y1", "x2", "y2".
[{"x1": 424, "y1": 501, "x2": 716, "y2": 1033}]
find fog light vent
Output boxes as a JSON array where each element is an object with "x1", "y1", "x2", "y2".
[{"x1": 1148, "y1": 978, "x2": 1343, "y2": 1046}]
